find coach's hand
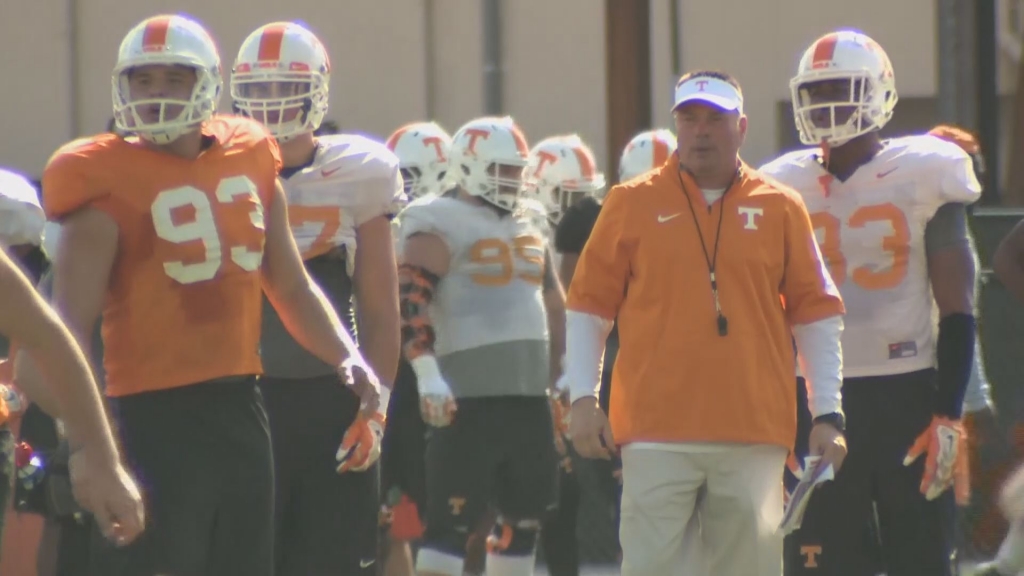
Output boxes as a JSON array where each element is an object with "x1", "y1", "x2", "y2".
[
  {"x1": 809, "y1": 422, "x2": 847, "y2": 474},
  {"x1": 340, "y1": 358, "x2": 381, "y2": 418},
  {"x1": 570, "y1": 396, "x2": 615, "y2": 460},
  {"x1": 69, "y1": 447, "x2": 145, "y2": 546},
  {"x1": 337, "y1": 413, "x2": 385, "y2": 473}
]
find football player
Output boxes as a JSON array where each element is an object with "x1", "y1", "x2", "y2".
[
  {"x1": 523, "y1": 134, "x2": 605, "y2": 576},
  {"x1": 397, "y1": 115, "x2": 565, "y2": 576},
  {"x1": 760, "y1": 30, "x2": 979, "y2": 576},
  {"x1": 381, "y1": 121, "x2": 453, "y2": 576},
  {"x1": 27, "y1": 14, "x2": 381, "y2": 576},
  {"x1": 387, "y1": 122, "x2": 453, "y2": 201},
  {"x1": 231, "y1": 21, "x2": 403, "y2": 575}
]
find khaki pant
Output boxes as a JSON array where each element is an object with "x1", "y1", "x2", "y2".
[{"x1": 619, "y1": 443, "x2": 787, "y2": 576}]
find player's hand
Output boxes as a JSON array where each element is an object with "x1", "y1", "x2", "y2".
[
  {"x1": 904, "y1": 415, "x2": 969, "y2": 504},
  {"x1": 339, "y1": 358, "x2": 381, "y2": 418},
  {"x1": 808, "y1": 422, "x2": 847, "y2": 475},
  {"x1": 548, "y1": 379, "x2": 572, "y2": 455},
  {"x1": 336, "y1": 412, "x2": 385, "y2": 473},
  {"x1": 0, "y1": 383, "x2": 26, "y2": 415},
  {"x1": 417, "y1": 376, "x2": 457, "y2": 428},
  {"x1": 570, "y1": 396, "x2": 615, "y2": 460},
  {"x1": 68, "y1": 447, "x2": 145, "y2": 546}
]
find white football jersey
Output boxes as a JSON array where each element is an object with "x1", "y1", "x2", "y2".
[
  {"x1": 399, "y1": 195, "x2": 551, "y2": 398},
  {"x1": 280, "y1": 134, "x2": 406, "y2": 274},
  {"x1": 761, "y1": 135, "x2": 981, "y2": 378}
]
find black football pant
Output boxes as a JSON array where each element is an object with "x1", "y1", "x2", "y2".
[
  {"x1": 785, "y1": 369, "x2": 957, "y2": 576},
  {"x1": 90, "y1": 377, "x2": 273, "y2": 576},
  {"x1": 260, "y1": 374, "x2": 379, "y2": 576}
]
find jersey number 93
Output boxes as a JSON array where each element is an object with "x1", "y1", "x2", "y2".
[{"x1": 151, "y1": 175, "x2": 265, "y2": 285}]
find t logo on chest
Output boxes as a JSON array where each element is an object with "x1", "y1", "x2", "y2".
[{"x1": 738, "y1": 206, "x2": 764, "y2": 230}]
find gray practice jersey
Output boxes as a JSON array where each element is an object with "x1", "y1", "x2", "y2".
[
  {"x1": 399, "y1": 195, "x2": 551, "y2": 398},
  {"x1": 261, "y1": 134, "x2": 406, "y2": 379}
]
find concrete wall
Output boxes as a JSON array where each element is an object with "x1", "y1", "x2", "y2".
[{"x1": 0, "y1": 0, "x2": 1015, "y2": 181}]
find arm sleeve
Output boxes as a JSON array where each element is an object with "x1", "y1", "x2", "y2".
[
  {"x1": 565, "y1": 310, "x2": 614, "y2": 403},
  {"x1": 793, "y1": 315, "x2": 844, "y2": 417},
  {"x1": 350, "y1": 148, "x2": 408, "y2": 226},
  {"x1": 565, "y1": 187, "x2": 632, "y2": 319},
  {"x1": 780, "y1": 193, "x2": 846, "y2": 326}
]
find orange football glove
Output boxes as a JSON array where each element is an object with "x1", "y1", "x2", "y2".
[
  {"x1": 904, "y1": 415, "x2": 970, "y2": 505},
  {"x1": 548, "y1": 388, "x2": 571, "y2": 456},
  {"x1": 336, "y1": 412, "x2": 385, "y2": 474}
]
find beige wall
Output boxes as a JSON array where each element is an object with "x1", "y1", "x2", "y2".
[{"x1": 0, "y1": 0, "x2": 1013, "y2": 181}]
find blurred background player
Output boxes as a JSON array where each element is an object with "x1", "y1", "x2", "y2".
[
  {"x1": 388, "y1": 122, "x2": 453, "y2": 201},
  {"x1": 524, "y1": 133, "x2": 606, "y2": 576},
  {"x1": 0, "y1": 167, "x2": 45, "y2": 574},
  {"x1": 397, "y1": 116, "x2": 566, "y2": 576},
  {"x1": 760, "y1": 30, "x2": 980, "y2": 576},
  {"x1": 382, "y1": 120, "x2": 453, "y2": 576},
  {"x1": 232, "y1": 21, "x2": 404, "y2": 575},
  {"x1": 32, "y1": 14, "x2": 380, "y2": 575}
]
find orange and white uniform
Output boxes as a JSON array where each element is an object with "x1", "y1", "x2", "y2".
[
  {"x1": 42, "y1": 116, "x2": 281, "y2": 396},
  {"x1": 760, "y1": 135, "x2": 981, "y2": 378}
]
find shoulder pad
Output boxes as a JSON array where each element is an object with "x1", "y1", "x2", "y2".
[
  {"x1": 42, "y1": 134, "x2": 122, "y2": 220},
  {"x1": 0, "y1": 169, "x2": 44, "y2": 246}
]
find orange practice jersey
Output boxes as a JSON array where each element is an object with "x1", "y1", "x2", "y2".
[
  {"x1": 568, "y1": 155, "x2": 844, "y2": 448},
  {"x1": 42, "y1": 116, "x2": 281, "y2": 397}
]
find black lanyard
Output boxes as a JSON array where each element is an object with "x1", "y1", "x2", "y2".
[{"x1": 677, "y1": 168, "x2": 738, "y2": 337}]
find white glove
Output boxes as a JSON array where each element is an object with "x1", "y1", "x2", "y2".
[{"x1": 411, "y1": 356, "x2": 457, "y2": 427}]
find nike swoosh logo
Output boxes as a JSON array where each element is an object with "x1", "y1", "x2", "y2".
[
  {"x1": 360, "y1": 559, "x2": 376, "y2": 568},
  {"x1": 322, "y1": 166, "x2": 342, "y2": 178},
  {"x1": 658, "y1": 213, "x2": 681, "y2": 223},
  {"x1": 876, "y1": 167, "x2": 899, "y2": 178}
]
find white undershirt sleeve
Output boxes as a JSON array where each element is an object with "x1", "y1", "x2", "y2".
[
  {"x1": 565, "y1": 310, "x2": 614, "y2": 404},
  {"x1": 793, "y1": 314, "x2": 844, "y2": 418}
]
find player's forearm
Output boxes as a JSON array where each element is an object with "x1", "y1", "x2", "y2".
[
  {"x1": 355, "y1": 301, "x2": 400, "y2": 388},
  {"x1": 565, "y1": 311, "x2": 613, "y2": 404},
  {"x1": 0, "y1": 269, "x2": 116, "y2": 461},
  {"x1": 792, "y1": 314, "x2": 844, "y2": 418},
  {"x1": 273, "y1": 278, "x2": 364, "y2": 368},
  {"x1": 12, "y1": 353, "x2": 62, "y2": 416}
]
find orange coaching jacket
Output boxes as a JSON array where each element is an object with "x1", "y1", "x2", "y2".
[{"x1": 568, "y1": 155, "x2": 844, "y2": 449}]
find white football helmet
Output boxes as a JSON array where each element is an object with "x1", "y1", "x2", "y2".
[
  {"x1": 525, "y1": 135, "x2": 606, "y2": 222},
  {"x1": 112, "y1": 14, "x2": 222, "y2": 145},
  {"x1": 448, "y1": 116, "x2": 530, "y2": 210},
  {"x1": 386, "y1": 122, "x2": 452, "y2": 199},
  {"x1": 618, "y1": 129, "x2": 677, "y2": 182},
  {"x1": 790, "y1": 30, "x2": 898, "y2": 146},
  {"x1": 0, "y1": 169, "x2": 44, "y2": 247},
  {"x1": 232, "y1": 22, "x2": 331, "y2": 142}
]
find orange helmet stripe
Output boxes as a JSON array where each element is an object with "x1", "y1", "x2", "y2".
[
  {"x1": 652, "y1": 137, "x2": 670, "y2": 167},
  {"x1": 811, "y1": 33, "x2": 840, "y2": 68},
  {"x1": 386, "y1": 124, "x2": 414, "y2": 151},
  {"x1": 571, "y1": 146, "x2": 596, "y2": 179},
  {"x1": 142, "y1": 16, "x2": 172, "y2": 51},
  {"x1": 257, "y1": 23, "x2": 288, "y2": 62}
]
